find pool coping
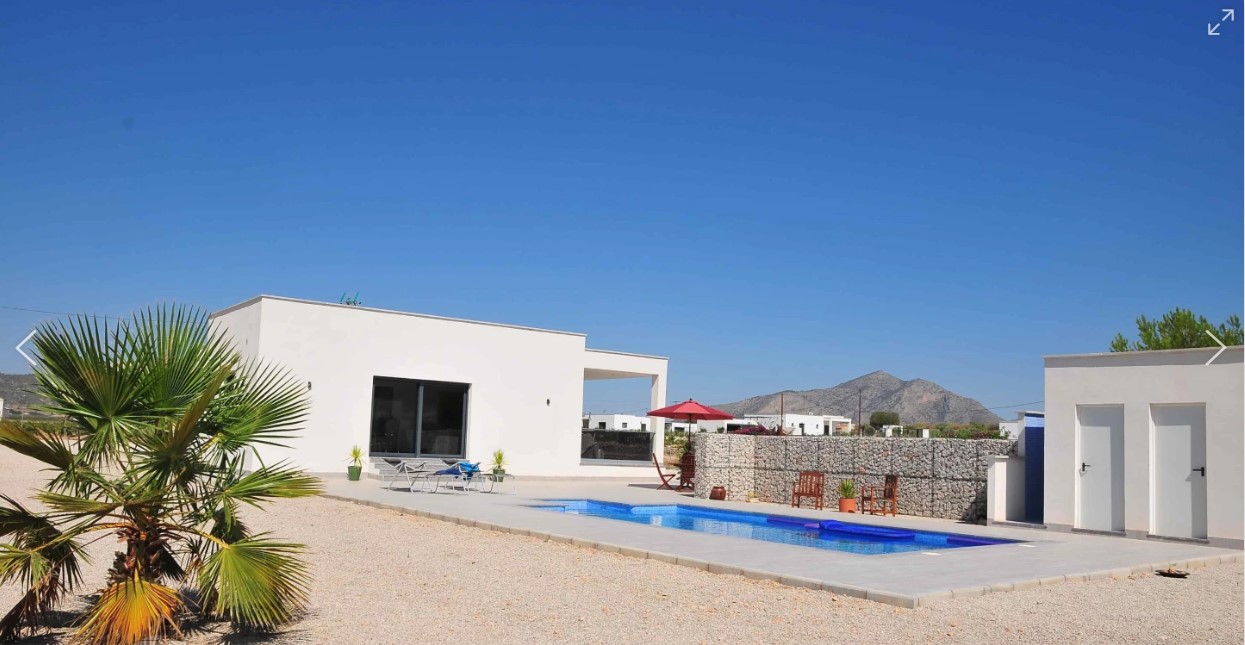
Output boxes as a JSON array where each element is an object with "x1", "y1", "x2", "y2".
[{"x1": 322, "y1": 492, "x2": 1243, "y2": 609}]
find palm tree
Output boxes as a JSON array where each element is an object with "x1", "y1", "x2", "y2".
[{"x1": 0, "y1": 306, "x2": 322, "y2": 644}]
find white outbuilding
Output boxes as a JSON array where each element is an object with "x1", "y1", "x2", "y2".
[{"x1": 1043, "y1": 346, "x2": 1243, "y2": 549}]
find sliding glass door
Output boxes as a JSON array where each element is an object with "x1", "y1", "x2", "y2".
[{"x1": 370, "y1": 377, "x2": 469, "y2": 458}]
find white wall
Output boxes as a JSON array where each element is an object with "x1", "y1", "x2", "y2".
[
  {"x1": 783, "y1": 413, "x2": 826, "y2": 435},
  {"x1": 824, "y1": 416, "x2": 853, "y2": 434},
  {"x1": 701, "y1": 414, "x2": 833, "y2": 435},
  {"x1": 1044, "y1": 347, "x2": 1243, "y2": 548},
  {"x1": 211, "y1": 296, "x2": 667, "y2": 477}
]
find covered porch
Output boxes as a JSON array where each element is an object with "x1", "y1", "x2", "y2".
[{"x1": 581, "y1": 348, "x2": 668, "y2": 468}]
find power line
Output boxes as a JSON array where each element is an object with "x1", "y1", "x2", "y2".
[
  {"x1": 969, "y1": 399, "x2": 1044, "y2": 412},
  {"x1": 0, "y1": 305, "x2": 122, "y2": 320}
]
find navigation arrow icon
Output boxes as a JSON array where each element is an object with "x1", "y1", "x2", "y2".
[{"x1": 1205, "y1": 330, "x2": 1227, "y2": 365}]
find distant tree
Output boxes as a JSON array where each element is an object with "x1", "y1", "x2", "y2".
[
  {"x1": 869, "y1": 411, "x2": 900, "y2": 427},
  {"x1": 1110, "y1": 308, "x2": 1242, "y2": 352}
]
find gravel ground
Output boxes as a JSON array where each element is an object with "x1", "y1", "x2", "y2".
[{"x1": 1, "y1": 451, "x2": 1241, "y2": 644}]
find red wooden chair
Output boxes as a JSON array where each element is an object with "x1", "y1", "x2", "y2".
[
  {"x1": 678, "y1": 452, "x2": 695, "y2": 490},
  {"x1": 652, "y1": 453, "x2": 681, "y2": 491},
  {"x1": 861, "y1": 474, "x2": 899, "y2": 516},
  {"x1": 790, "y1": 471, "x2": 825, "y2": 510}
]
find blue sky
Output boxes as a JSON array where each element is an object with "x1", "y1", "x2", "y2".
[{"x1": 2, "y1": 1, "x2": 1241, "y2": 418}]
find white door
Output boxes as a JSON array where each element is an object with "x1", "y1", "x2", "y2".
[
  {"x1": 1077, "y1": 406, "x2": 1124, "y2": 532},
  {"x1": 1152, "y1": 405, "x2": 1208, "y2": 539}
]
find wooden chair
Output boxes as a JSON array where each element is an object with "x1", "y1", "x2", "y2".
[
  {"x1": 678, "y1": 452, "x2": 696, "y2": 490},
  {"x1": 861, "y1": 474, "x2": 899, "y2": 516},
  {"x1": 790, "y1": 471, "x2": 825, "y2": 510},
  {"x1": 652, "y1": 453, "x2": 681, "y2": 491}
]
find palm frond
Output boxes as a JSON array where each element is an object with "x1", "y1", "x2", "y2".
[
  {"x1": 0, "y1": 496, "x2": 52, "y2": 540},
  {"x1": 28, "y1": 315, "x2": 149, "y2": 466},
  {"x1": 0, "y1": 499, "x2": 86, "y2": 641},
  {"x1": 196, "y1": 535, "x2": 310, "y2": 630},
  {"x1": 34, "y1": 492, "x2": 122, "y2": 517},
  {"x1": 203, "y1": 361, "x2": 309, "y2": 452},
  {"x1": 75, "y1": 575, "x2": 182, "y2": 645},
  {"x1": 216, "y1": 463, "x2": 322, "y2": 509},
  {"x1": 0, "y1": 423, "x2": 73, "y2": 471},
  {"x1": 129, "y1": 305, "x2": 239, "y2": 415}
]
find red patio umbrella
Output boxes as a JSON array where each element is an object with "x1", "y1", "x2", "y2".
[{"x1": 648, "y1": 399, "x2": 734, "y2": 434}]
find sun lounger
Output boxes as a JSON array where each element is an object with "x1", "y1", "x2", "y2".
[
  {"x1": 375, "y1": 458, "x2": 447, "y2": 491},
  {"x1": 432, "y1": 461, "x2": 482, "y2": 493}
]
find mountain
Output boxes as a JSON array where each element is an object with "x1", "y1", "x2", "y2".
[
  {"x1": 713, "y1": 371, "x2": 1002, "y2": 425},
  {"x1": 0, "y1": 373, "x2": 45, "y2": 409}
]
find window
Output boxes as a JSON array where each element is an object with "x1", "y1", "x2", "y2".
[
  {"x1": 598, "y1": 421, "x2": 606, "y2": 429},
  {"x1": 370, "y1": 377, "x2": 469, "y2": 457},
  {"x1": 641, "y1": 423, "x2": 647, "y2": 431},
  {"x1": 581, "y1": 430, "x2": 653, "y2": 462},
  {"x1": 621, "y1": 422, "x2": 629, "y2": 429}
]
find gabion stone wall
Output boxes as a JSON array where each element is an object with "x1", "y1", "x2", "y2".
[{"x1": 691, "y1": 435, "x2": 1015, "y2": 522}]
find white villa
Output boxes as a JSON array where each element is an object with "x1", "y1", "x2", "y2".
[{"x1": 211, "y1": 295, "x2": 668, "y2": 477}]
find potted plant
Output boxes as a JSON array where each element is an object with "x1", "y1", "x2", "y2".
[
  {"x1": 837, "y1": 479, "x2": 857, "y2": 513},
  {"x1": 491, "y1": 449, "x2": 506, "y2": 482},
  {"x1": 347, "y1": 445, "x2": 364, "y2": 481}
]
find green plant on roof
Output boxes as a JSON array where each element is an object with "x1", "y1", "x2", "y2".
[{"x1": 0, "y1": 305, "x2": 321, "y2": 644}]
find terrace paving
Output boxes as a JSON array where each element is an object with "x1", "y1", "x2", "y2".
[{"x1": 322, "y1": 474, "x2": 1241, "y2": 608}]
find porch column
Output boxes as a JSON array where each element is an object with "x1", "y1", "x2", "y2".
[{"x1": 649, "y1": 373, "x2": 667, "y2": 461}]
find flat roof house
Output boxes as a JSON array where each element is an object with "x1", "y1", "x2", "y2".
[
  {"x1": 210, "y1": 296, "x2": 668, "y2": 477},
  {"x1": 1044, "y1": 346, "x2": 1243, "y2": 549}
]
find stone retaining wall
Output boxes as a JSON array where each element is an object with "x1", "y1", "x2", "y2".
[{"x1": 691, "y1": 434, "x2": 1015, "y2": 522}]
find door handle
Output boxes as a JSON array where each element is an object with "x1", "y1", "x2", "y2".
[
  {"x1": 1193, "y1": 466, "x2": 1206, "y2": 476},
  {"x1": 1080, "y1": 462, "x2": 1090, "y2": 474}
]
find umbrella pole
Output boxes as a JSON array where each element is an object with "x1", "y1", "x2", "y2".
[{"x1": 687, "y1": 414, "x2": 694, "y2": 496}]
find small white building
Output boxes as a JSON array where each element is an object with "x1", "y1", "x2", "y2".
[
  {"x1": 1043, "y1": 346, "x2": 1243, "y2": 549},
  {"x1": 211, "y1": 295, "x2": 668, "y2": 477},
  {"x1": 825, "y1": 415, "x2": 854, "y2": 434},
  {"x1": 583, "y1": 414, "x2": 652, "y2": 431},
  {"x1": 699, "y1": 413, "x2": 851, "y2": 435}
]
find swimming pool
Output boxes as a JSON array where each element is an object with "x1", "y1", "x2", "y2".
[{"x1": 532, "y1": 500, "x2": 1017, "y2": 555}]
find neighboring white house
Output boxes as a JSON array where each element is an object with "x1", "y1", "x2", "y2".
[
  {"x1": 698, "y1": 413, "x2": 852, "y2": 435},
  {"x1": 0, "y1": 397, "x2": 4, "y2": 420},
  {"x1": 666, "y1": 421, "x2": 697, "y2": 433},
  {"x1": 210, "y1": 295, "x2": 668, "y2": 477},
  {"x1": 998, "y1": 418, "x2": 1020, "y2": 439},
  {"x1": 583, "y1": 414, "x2": 652, "y2": 431},
  {"x1": 1043, "y1": 346, "x2": 1243, "y2": 549}
]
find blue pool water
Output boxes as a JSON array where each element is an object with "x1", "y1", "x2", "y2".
[{"x1": 532, "y1": 500, "x2": 1017, "y2": 555}]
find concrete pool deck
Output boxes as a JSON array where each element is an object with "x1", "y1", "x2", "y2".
[{"x1": 322, "y1": 475, "x2": 1242, "y2": 608}]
